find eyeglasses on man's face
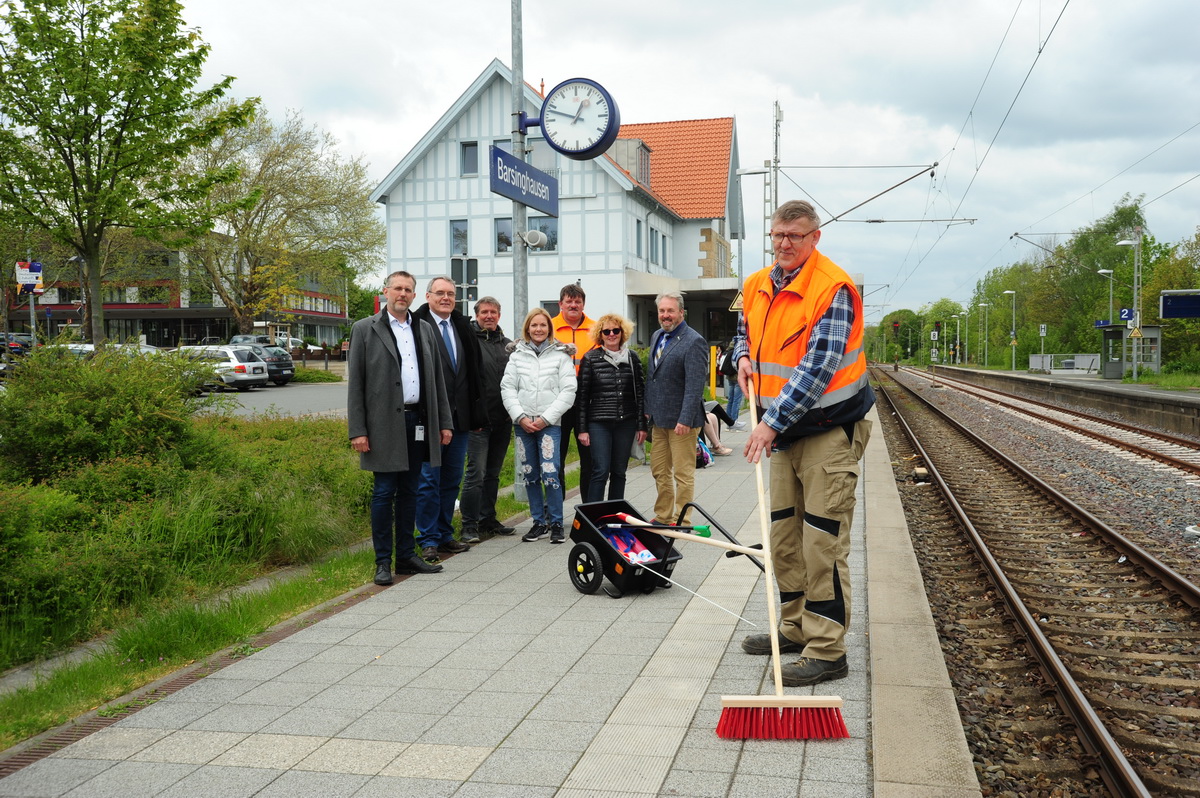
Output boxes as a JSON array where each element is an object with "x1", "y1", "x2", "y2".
[
  {"x1": 601, "y1": 328, "x2": 622, "y2": 337},
  {"x1": 429, "y1": 290, "x2": 456, "y2": 298},
  {"x1": 769, "y1": 231, "x2": 814, "y2": 244}
]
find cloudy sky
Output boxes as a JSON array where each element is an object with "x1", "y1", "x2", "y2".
[{"x1": 184, "y1": 0, "x2": 1199, "y2": 318}]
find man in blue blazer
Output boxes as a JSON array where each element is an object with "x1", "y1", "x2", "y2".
[{"x1": 644, "y1": 291, "x2": 709, "y2": 525}]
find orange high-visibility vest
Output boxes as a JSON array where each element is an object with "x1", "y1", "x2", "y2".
[
  {"x1": 552, "y1": 313, "x2": 596, "y2": 374},
  {"x1": 743, "y1": 251, "x2": 869, "y2": 410}
]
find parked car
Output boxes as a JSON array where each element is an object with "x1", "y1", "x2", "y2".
[
  {"x1": 230, "y1": 334, "x2": 272, "y2": 346},
  {"x1": 44, "y1": 342, "x2": 162, "y2": 357},
  {"x1": 177, "y1": 345, "x2": 269, "y2": 391},
  {"x1": 278, "y1": 336, "x2": 324, "y2": 352},
  {"x1": 3, "y1": 332, "x2": 35, "y2": 357},
  {"x1": 243, "y1": 344, "x2": 295, "y2": 385}
]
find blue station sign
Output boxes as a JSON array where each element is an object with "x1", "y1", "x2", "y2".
[{"x1": 489, "y1": 146, "x2": 559, "y2": 217}]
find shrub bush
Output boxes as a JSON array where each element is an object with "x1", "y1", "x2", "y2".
[
  {"x1": 290, "y1": 367, "x2": 343, "y2": 383},
  {"x1": 0, "y1": 346, "x2": 216, "y2": 483}
]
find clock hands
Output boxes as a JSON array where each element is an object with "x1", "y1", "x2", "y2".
[{"x1": 570, "y1": 98, "x2": 589, "y2": 125}]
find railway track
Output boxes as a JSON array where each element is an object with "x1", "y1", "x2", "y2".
[
  {"x1": 914, "y1": 368, "x2": 1200, "y2": 481},
  {"x1": 874, "y1": 368, "x2": 1200, "y2": 798}
]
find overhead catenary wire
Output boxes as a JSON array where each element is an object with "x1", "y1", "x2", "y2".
[{"x1": 885, "y1": 1, "x2": 1072, "y2": 306}]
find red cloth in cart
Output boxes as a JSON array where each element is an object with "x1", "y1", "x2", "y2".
[{"x1": 601, "y1": 528, "x2": 659, "y2": 564}]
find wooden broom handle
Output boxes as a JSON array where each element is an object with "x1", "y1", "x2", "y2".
[{"x1": 746, "y1": 383, "x2": 785, "y2": 698}]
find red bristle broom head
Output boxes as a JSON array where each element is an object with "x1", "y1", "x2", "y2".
[{"x1": 716, "y1": 696, "x2": 849, "y2": 740}]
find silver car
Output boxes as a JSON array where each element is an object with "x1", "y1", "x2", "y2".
[{"x1": 177, "y1": 345, "x2": 269, "y2": 391}]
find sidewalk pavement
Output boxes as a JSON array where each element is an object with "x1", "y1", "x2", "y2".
[{"x1": 0, "y1": 422, "x2": 874, "y2": 798}]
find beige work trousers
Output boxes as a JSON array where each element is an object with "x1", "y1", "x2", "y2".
[
  {"x1": 769, "y1": 418, "x2": 871, "y2": 661},
  {"x1": 649, "y1": 425, "x2": 700, "y2": 525}
]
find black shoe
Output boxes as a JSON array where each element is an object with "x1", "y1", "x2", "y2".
[
  {"x1": 549, "y1": 524, "x2": 565, "y2": 544},
  {"x1": 522, "y1": 523, "x2": 548, "y2": 542},
  {"x1": 374, "y1": 564, "x2": 394, "y2": 585},
  {"x1": 780, "y1": 655, "x2": 848, "y2": 686},
  {"x1": 396, "y1": 556, "x2": 444, "y2": 575},
  {"x1": 741, "y1": 633, "x2": 805, "y2": 655},
  {"x1": 460, "y1": 527, "x2": 481, "y2": 546},
  {"x1": 484, "y1": 521, "x2": 516, "y2": 536},
  {"x1": 438, "y1": 539, "x2": 470, "y2": 554}
]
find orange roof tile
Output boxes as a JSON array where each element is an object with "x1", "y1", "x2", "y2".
[{"x1": 617, "y1": 118, "x2": 733, "y2": 220}]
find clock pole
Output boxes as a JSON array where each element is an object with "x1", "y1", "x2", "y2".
[{"x1": 510, "y1": 0, "x2": 528, "y2": 323}]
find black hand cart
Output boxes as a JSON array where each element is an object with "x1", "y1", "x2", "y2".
[{"x1": 567, "y1": 500, "x2": 762, "y2": 599}]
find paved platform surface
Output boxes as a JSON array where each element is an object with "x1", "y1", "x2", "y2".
[{"x1": 0, "y1": 408, "x2": 981, "y2": 797}]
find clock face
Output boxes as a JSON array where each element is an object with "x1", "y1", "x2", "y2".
[{"x1": 541, "y1": 78, "x2": 620, "y2": 160}]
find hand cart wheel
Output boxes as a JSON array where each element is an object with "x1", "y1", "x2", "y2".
[{"x1": 568, "y1": 541, "x2": 603, "y2": 594}]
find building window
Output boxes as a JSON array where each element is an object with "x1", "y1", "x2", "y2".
[
  {"x1": 493, "y1": 140, "x2": 512, "y2": 155},
  {"x1": 649, "y1": 229, "x2": 659, "y2": 265},
  {"x1": 662, "y1": 234, "x2": 668, "y2": 266},
  {"x1": 527, "y1": 138, "x2": 557, "y2": 174},
  {"x1": 528, "y1": 216, "x2": 558, "y2": 252},
  {"x1": 461, "y1": 142, "x2": 479, "y2": 175},
  {"x1": 450, "y1": 220, "x2": 468, "y2": 255},
  {"x1": 636, "y1": 219, "x2": 643, "y2": 258},
  {"x1": 495, "y1": 218, "x2": 513, "y2": 254}
]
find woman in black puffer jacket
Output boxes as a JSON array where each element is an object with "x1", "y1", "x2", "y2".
[{"x1": 577, "y1": 313, "x2": 647, "y2": 501}]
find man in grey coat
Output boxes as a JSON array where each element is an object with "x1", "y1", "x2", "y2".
[
  {"x1": 348, "y1": 270, "x2": 453, "y2": 585},
  {"x1": 644, "y1": 291, "x2": 708, "y2": 526}
]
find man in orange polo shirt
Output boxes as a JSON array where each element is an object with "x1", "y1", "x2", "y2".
[{"x1": 552, "y1": 283, "x2": 597, "y2": 503}]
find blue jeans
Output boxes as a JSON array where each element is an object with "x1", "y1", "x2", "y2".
[
  {"x1": 370, "y1": 410, "x2": 426, "y2": 565},
  {"x1": 514, "y1": 424, "x2": 563, "y2": 527},
  {"x1": 725, "y1": 380, "x2": 744, "y2": 422},
  {"x1": 587, "y1": 417, "x2": 639, "y2": 501},
  {"x1": 415, "y1": 429, "x2": 469, "y2": 549},
  {"x1": 460, "y1": 424, "x2": 512, "y2": 529}
]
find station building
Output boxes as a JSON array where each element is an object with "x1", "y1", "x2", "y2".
[{"x1": 370, "y1": 59, "x2": 748, "y2": 346}]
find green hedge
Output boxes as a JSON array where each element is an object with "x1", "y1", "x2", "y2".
[{"x1": 0, "y1": 348, "x2": 371, "y2": 670}]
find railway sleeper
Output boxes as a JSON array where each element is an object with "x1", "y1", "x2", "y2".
[
  {"x1": 1040, "y1": 623, "x2": 1200, "y2": 640},
  {"x1": 1057, "y1": 643, "x2": 1200, "y2": 664},
  {"x1": 1070, "y1": 668, "x2": 1198, "y2": 691},
  {"x1": 1094, "y1": 694, "x2": 1200, "y2": 722},
  {"x1": 1142, "y1": 772, "x2": 1200, "y2": 798},
  {"x1": 1110, "y1": 726, "x2": 1200, "y2": 756}
]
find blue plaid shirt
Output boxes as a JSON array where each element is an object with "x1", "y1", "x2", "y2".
[{"x1": 732, "y1": 263, "x2": 855, "y2": 434}]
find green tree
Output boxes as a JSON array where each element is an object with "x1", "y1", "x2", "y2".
[
  {"x1": 0, "y1": 0, "x2": 255, "y2": 343},
  {"x1": 347, "y1": 277, "x2": 381, "y2": 322},
  {"x1": 180, "y1": 106, "x2": 385, "y2": 333}
]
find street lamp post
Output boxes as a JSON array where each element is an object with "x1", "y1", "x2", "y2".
[
  {"x1": 978, "y1": 303, "x2": 989, "y2": 367},
  {"x1": 962, "y1": 305, "x2": 970, "y2": 365},
  {"x1": 951, "y1": 314, "x2": 961, "y2": 364},
  {"x1": 1003, "y1": 290, "x2": 1016, "y2": 371},
  {"x1": 1097, "y1": 269, "x2": 1115, "y2": 324},
  {"x1": 1116, "y1": 227, "x2": 1143, "y2": 380}
]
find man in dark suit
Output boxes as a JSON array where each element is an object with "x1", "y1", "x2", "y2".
[
  {"x1": 411, "y1": 276, "x2": 486, "y2": 561},
  {"x1": 644, "y1": 290, "x2": 708, "y2": 526},
  {"x1": 348, "y1": 271, "x2": 452, "y2": 585}
]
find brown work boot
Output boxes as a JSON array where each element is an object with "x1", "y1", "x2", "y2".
[{"x1": 780, "y1": 655, "x2": 848, "y2": 686}]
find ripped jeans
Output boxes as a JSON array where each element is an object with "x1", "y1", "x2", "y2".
[{"x1": 513, "y1": 423, "x2": 563, "y2": 527}]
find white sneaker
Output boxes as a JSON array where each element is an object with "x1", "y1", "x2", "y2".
[{"x1": 731, "y1": 420, "x2": 747, "y2": 431}]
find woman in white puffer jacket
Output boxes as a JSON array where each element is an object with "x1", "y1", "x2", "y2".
[{"x1": 501, "y1": 307, "x2": 577, "y2": 543}]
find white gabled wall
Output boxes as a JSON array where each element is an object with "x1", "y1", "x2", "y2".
[{"x1": 380, "y1": 72, "x2": 648, "y2": 323}]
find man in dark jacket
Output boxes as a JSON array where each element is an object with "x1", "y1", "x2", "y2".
[
  {"x1": 459, "y1": 297, "x2": 516, "y2": 541},
  {"x1": 348, "y1": 271, "x2": 452, "y2": 584},
  {"x1": 411, "y1": 277, "x2": 487, "y2": 562}
]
